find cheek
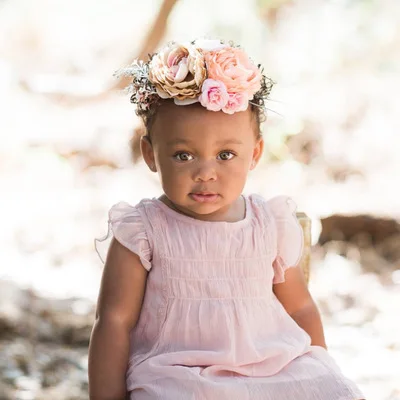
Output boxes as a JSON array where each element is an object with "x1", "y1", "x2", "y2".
[
  {"x1": 227, "y1": 156, "x2": 252, "y2": 174},
  {"x1": 157, "y1": 159, "x2": 190, "y2": 186},
  {"x1": 219, "y1": 160, "x2": 250, "y2": 186}
]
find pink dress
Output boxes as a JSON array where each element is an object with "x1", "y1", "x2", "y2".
[{"x1": 97, "y1": 194, "x2": 364, "y2": 400}]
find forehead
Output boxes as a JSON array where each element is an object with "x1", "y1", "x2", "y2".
[{"x1": 151, "y1": 101, "x2": 256, "y2": 146}]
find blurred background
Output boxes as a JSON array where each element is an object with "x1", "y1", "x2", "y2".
[{"x1": 1, "y1": 0, "x2": 400, "y2": 398}]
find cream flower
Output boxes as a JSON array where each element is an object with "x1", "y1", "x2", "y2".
[{"x1": 148, "y1": 42, "x2": 207, "y2": 100}]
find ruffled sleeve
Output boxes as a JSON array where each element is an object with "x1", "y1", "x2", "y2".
[
  {"x1": 94, "y1": 202, "x2": 152, "y2": 271},
  {"x1": 268, "y1": 196, "x2": 304, "y2": 284}
]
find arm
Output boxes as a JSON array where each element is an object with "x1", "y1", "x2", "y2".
[
  {"x1": 88, "y1": 238, "x2": 148, "y2": 400},
  {"x1": 273, "y1": 266, "x2": 327, "y2": 349}
]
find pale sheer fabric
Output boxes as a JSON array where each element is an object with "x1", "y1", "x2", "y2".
[{"x1": 96, "y1": 194, "x2": 364, "y2": 400}]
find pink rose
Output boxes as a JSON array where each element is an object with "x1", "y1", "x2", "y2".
[
  {"x1": 222, "y1": 92, "x2": 249, "y2": 114},
  {"x1": 205, "y1": 47, "x2": 261, "y2": 98},
  {"x1": 199, "y1": 79, "x2": 229, "y2": 112}
]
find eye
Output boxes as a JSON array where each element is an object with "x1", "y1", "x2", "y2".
[
  {"x1": 173, "y1": 152, "x2": 194, "y2": 162},
  {"x1": 217, "y1": 151, "x2": 235, "y2": 161}
]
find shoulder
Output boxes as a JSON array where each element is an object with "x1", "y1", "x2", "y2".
[
  {"x1": 96, "y1": 198, "x2": 159, "y2": 270},
  {"x1": 107, "y1": 198, "x2": 163, "y2": 233},
  {"x1": 247, "y1": 194, "x2": 298, "y2": 219},
  {"x1": 247, "y1": 194, "x2": 304, "y2": 283},
  {"x1": 108, "y1": 198, "x2": 157, "y2": 219},
  {"x1": 108, "y1": 197, "x2": 163, "y2": 239}
]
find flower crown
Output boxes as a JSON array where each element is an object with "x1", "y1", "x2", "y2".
[{"x1": 115, "y1": 39, "x2": 274, "y2": 115}]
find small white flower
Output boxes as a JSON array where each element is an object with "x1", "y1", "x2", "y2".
[{"x1": 194, "y1": 39, "x2": 228, "y2": 52}]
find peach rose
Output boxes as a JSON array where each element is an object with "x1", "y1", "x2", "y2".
[
  {"x1": 199, "y1": 79, "x2": 229, "y2": 112},
  {"x1": 205, "y1": 47, "x2": 261, "y2": 98},
  {"x1": 149, "y1": 42, "x2": 207, "y2": 100},
  {"x1": 222, "y1": 92, "x2": 249, "y2": 114}
]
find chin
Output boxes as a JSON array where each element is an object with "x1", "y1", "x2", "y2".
[
  {"x1": 188, "y1": 203, "x2": 220, "y2": 215},
  {"x1": 166, "y1": 193, "x2": 228, "y2": 217},
  {"x1": 185, "y1": 196, "x2": 226, "y2": 216}
]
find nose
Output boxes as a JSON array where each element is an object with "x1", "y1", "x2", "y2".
[{"x1": 193, "y1": 160, "x2": 217, "y2": 182}]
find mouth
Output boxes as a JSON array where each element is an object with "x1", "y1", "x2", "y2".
[{"x1": 189, "y1": 192, "x2": 219, "y2": 203}]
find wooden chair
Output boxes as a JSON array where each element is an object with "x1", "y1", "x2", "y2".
[{"x1": 296, "y1": 212, "x2": 311, "y2": 284}]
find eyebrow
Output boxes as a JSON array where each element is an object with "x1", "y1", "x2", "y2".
[{"x1": 166, "y1": 138, "x2": 244, "y2": 146}]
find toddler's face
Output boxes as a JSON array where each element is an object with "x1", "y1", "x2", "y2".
[{"x1": 142, "y1": 102, "x2": 263, "y2": 221}]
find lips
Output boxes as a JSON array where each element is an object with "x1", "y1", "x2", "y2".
[
  {"x1": 192, "y1": 191, "x2": 217, "y2": 195},
  {"x1": 189, "y1": 192, "x2": 219, "y2": 203}
]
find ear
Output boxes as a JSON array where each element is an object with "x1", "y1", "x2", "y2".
[
  {"x1": 140, "y1": 136, "x2": 157, "y2": 172},
  {"x1": 250, "y1": 137, "x2": 264, "y2": 170}
]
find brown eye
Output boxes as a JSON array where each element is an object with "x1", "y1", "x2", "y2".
[
  {"x1": 174, "y1": 152, "x2": 194, "y2": 162},
  {"x1": 217, "y1": 151, "x2": 235, "y2": 161}
]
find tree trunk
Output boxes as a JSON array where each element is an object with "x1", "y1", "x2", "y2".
[{"x1": 115, "y1": 0, "x2": 179, "y2": 90}]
